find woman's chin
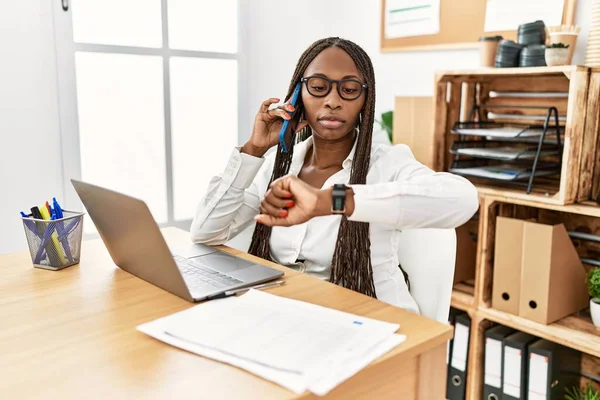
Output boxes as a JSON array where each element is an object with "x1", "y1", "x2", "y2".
[{"x1": 311, "y1": 125, "x2": 355, "y2": 142}]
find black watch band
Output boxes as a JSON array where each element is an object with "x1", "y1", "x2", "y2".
[{"x1": 331, "y1": 184, "x2": 348, "y2": 214}]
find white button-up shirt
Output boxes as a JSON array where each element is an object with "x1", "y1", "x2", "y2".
[{"x1": 190, "y1": 136, "x2": 478, "y2": 314}]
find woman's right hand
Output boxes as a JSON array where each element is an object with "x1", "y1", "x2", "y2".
[{"x1": 241, "y1": 98, "x2": 308, "y2": 158}]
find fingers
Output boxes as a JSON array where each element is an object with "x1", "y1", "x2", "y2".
[
  {"x1": 260, "y1": 188, "x2": 294, "y2": 220},
  {"x1": 254, "y1": 214, "x2": 289, "y2": 227},
  {"x1": 265, "y1": 189, "x2": 294, "y2": 209},
  {"x1": 282, "y1": 103, "x2": 296, "y2": 113},
  {"x1": 266, "y1": 107, "x2": 292, "y2": 121},
  {"x1": 259, "y1": 98, "x2": 280, "y2": 113},
  {"x1": 270, "y1": 183, "x2": 293, "y2": 200},
  {"x1": 260, "y1": 200, "x2": 288, "y2": 219},
  {"x1": 261, "y1": 98, "x2": 296, "y2": 120},
  {"x1": 270, "y1": 175, "x2": 295, "y2": 193}
]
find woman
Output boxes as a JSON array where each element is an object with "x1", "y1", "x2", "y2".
[{"x1": 190, "y1": 37, "x2": 478, "y2": 313}]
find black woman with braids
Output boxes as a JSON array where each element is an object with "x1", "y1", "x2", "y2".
[{"x1": 190, "y1": 37, "x2": 478, "y2": 313}]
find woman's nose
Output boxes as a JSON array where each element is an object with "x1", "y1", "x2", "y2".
[{"x1": 324, "y1": 85, "x2": 342, "y2": 109}]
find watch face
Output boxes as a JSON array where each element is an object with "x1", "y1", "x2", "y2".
[
  {"x1": 333, "y1": 196, "x2": 345, "y2": 211},
  {"x1": 332, "y1": 184, "x2": 347, "y2": 213}
]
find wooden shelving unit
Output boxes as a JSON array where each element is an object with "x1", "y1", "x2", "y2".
[
  {"x1": 478, "y1": 306, "x2": 600, "y2": 358},
  {"x1": 434, "y1": 65, "x2": 600, "y2": 205},
  {"x1": 428, "y1": 66, "x2": 600, "y2": 400},
  {"x1": 451, "y1": 283, "x2": 476, "y2": 313}
]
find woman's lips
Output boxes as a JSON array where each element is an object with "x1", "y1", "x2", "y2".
[{"x1": 318, "y1": 119, "x2": 344, "y2": 129}]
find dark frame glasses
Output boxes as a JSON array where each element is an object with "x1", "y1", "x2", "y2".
[{"x1": 300, "y1": 75, "x2": 368, "y2": 101}]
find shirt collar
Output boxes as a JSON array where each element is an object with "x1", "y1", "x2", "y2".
[{"x1": 291, "y1": 133, "x2": 358, "y2": 174}]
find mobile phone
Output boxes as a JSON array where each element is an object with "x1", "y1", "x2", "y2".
[{"x1": 279, "y1": 82, "x2": 302, "y2": 153}]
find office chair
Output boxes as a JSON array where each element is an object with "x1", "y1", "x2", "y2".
[
  {"x1": 227, "y1": 224, "x2": 457, "y2": 323},
  {"x1": 396, "y1": 228, "x2": 457, "y2": 323}
]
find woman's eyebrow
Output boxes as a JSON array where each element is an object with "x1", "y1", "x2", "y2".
[{"x1": 308, "y1": 72, "x2": 362, "y2": 80}]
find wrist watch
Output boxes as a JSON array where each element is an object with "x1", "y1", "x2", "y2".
[{"x1": 331, "y1": 184, "x2": 348, "y2": 214}]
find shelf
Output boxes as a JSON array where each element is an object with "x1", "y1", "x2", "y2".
[
  {"x1": 480, "y1": 190, "x2": 600, "y2": 216},
  {"x1": 436, "y1": 65, "x2": 593, "y2": 80},
  {"x1": 451, "y1": 121, "x2": 563, "y2": 140},
  {"x1": 451, "y1": 283, "x2": 475, "y2": 312},
  {"x1": 451, "y1": 145, "x2": 560, "y2": 162},
  {"x1": 478, "y1": 306, "x2": 600, "y2": 358},
  {"x1": 451, "y1": 164, "x2": 560, "y2": 182}
]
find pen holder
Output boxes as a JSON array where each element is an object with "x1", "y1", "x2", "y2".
[{"x1": 21, "y1": 210, "x2": 85, "y2": 271}]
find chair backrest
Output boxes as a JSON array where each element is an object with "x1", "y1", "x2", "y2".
[
  {"x1": 396, "y1": 228, "x2": 457, "y2": 323},
  {"x1": 226, "y1": 224, "x2": 457, "y2": 323}
]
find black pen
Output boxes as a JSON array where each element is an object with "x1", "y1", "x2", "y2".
[{"x1": 205, "y1": 280, "x2": 285, "y2": 301}]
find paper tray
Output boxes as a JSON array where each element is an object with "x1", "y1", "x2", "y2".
[
  {"x1": 451, "y1": 121, "x2": 563, "y2": 139},
  {"x1": 449, "y1": 164, "x2": 560, "y2": 181},
  {"x1": 450, "y1": 141, "x2": 561, "y2": 161}
]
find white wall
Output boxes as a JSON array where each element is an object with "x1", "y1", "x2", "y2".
[
  {"x1": 0, "y1": 1, "x2": 63, "y2": 255},
  {"x1": 239, "y1": 0, "x2": 592, "y2": 143},
  {"x1": 0, "y1": 0, "x2": 593, "y2": 255}
]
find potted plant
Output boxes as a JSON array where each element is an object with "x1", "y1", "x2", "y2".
[
  {"x1": 545, "y1": 42, "x2": 570, "y2": 66},
  {"x1": 587, "y1": 267, "x2": 600, "y2": 327},
  {"x1": 376, "y1": 110, "x2": 393, "y2": 144},
  {"x1": 565, "y1": 384, "x2": 600, "y2": 400}
]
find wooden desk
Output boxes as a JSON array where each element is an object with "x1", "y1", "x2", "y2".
[{"x1": 0, "y1": 228, "x2": 452, "y2": 399}]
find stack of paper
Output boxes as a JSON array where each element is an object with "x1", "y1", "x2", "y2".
[
  {"x1": 454, "y1": 126, "x2": 545, "y2": 138},
  {"x1": 137, "y1": 289, "x2": 406, "y2": 396},
  {"x1": 450, "y1": 164, "x2": 559, "y2": 181}
]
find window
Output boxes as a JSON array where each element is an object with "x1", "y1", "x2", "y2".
[{"x1": 55, "y1": 0, "x2": 239, "y2": 233}]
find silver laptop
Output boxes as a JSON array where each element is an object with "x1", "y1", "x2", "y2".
[{"x1": 71, "y1": 179, "x2": 283, "y2": 302}]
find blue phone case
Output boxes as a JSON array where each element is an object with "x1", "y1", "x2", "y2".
[{"x1": 279, "y1": 82, "x2": 302, "y2": 153}]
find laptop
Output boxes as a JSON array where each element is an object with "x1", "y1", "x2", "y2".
[{"x1": 71, "y1": 179, "x2": 284, "y2": 302}]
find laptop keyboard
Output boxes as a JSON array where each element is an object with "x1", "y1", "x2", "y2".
[{"x1": 174, "y1": 255, "x2": 243, "y2": 292}]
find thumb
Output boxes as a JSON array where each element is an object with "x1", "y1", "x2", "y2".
[{"x1": 294, "y1": 120, "x2": 309, "y2": 134}]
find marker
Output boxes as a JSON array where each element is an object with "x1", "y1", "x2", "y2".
[{"x1": 53, "y1": 197, "x2": 64, "y2": 219}]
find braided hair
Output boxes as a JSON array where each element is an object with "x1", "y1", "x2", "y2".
[{"x1": 248, "y1": 37, "x2": 377, "y2": 298}]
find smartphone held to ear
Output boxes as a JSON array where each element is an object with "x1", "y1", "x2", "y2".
[{"x1": 279, "y1": 82, "x2": 303, "y2": 153}]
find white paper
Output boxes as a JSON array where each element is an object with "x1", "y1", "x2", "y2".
[
  {"x1": 451, "y1": 322, "x2": 469, "y2": 372},
  {"x1": 527, "y1": 353, "x2": 549, "y2": 400},
  {"x1": 503, "y1": 347, "x2": 522, "y2": 398},
  {"x1": 385, "y1": 0, "x2": 440, "y2": 39},
  {"x1": 455, "y1": 147, "x2": 558, "y2": 161},
  {"x1": 137, "y1": 290, "x2": 406, "y2": 396},
  {"x1": 484, "y1": 338, "x2": 502, "y2": 388},
  {"x1": 484, "y1": 0, "x2": 564, "y2": 32},
  {"x1": 454, "y1": 126, "x2": 544, "y2": 138}
]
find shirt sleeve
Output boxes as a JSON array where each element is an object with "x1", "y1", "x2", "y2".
[
  {"x1": 347, "y1": 144, "x2": 479, "y2": 230},
  {"x1": 189, "y1": 147, "x2": 273, "y2": 245}
]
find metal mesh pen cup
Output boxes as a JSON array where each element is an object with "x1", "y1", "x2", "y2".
[{"x1": 21, "y1": 210, "x2": 85, "y2": 271}]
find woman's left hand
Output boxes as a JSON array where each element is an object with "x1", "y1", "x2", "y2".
[{"x1": 255, "y1": 175, "x2": 329, "y2": 227}]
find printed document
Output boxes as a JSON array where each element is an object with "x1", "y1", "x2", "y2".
[{"x1": 137, "y1": 289, "x2": 406, "y2": 396}]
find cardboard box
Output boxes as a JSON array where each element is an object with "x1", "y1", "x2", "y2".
[
  {"x1": 492, "y1": 217, "x2": 525, "y2": 315},
  {"x1": 519, "y1": 221, "x2": 588, "y2": 324}
]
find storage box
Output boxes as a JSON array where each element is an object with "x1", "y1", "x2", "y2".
[
  {"x1": 519, "y1": 221, "x2": 588, "y2": 324},
  {"x1": 491, "y1": 215, "x2": 589, "y2": 324},
  {"x1": 491, "y1": 217, "x2": 525, "y2": 315}
]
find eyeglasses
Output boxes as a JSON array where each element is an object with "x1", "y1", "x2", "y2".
[{"x1": 300, "y1": 75, "x2": 367, "y2": 101}]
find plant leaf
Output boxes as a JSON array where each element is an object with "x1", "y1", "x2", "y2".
[{"x1": 381, "y1": 111, "x2": 393, "y2": 130}]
